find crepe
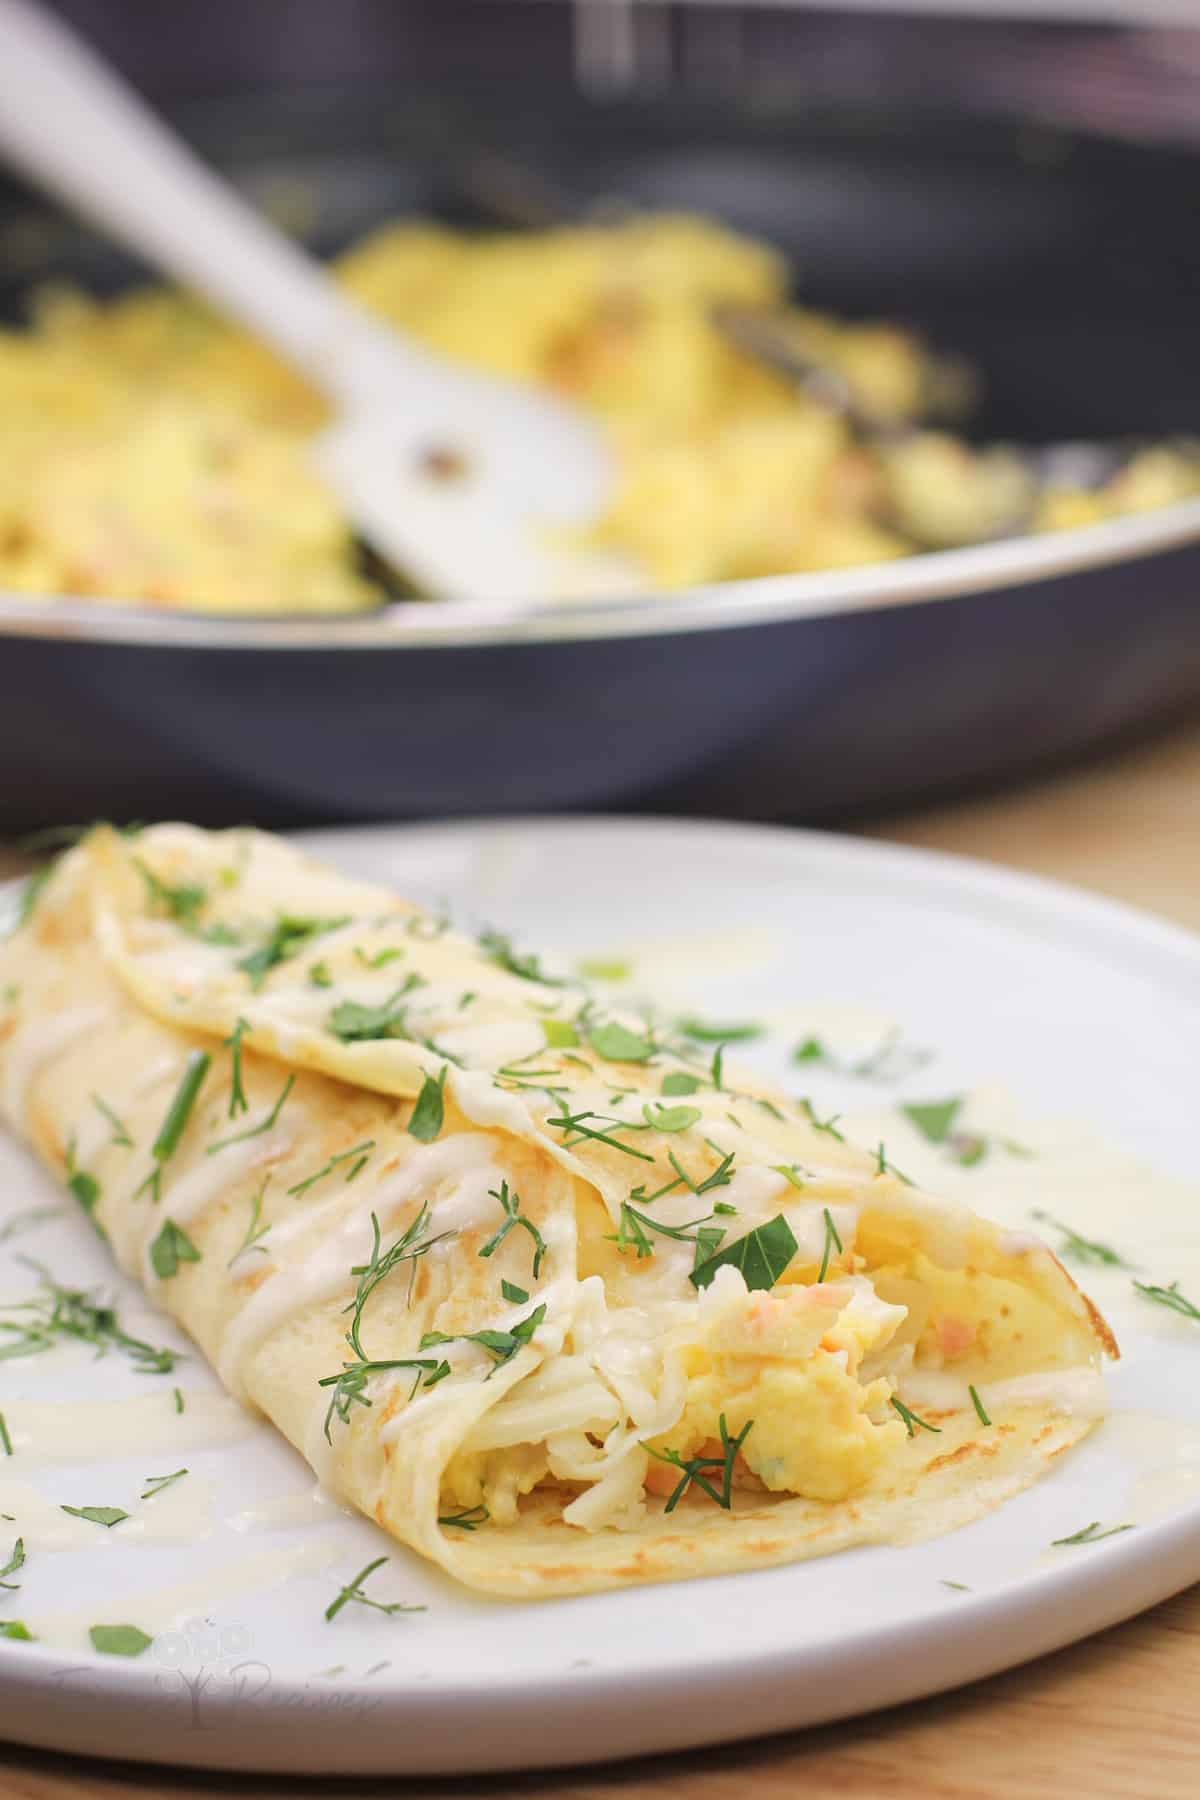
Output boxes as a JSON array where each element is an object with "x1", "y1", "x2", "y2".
[{"x1": 0, "y1": 825, "x2": 1116, "y2": 1597}]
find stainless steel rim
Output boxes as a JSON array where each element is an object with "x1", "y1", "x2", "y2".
[{"x1": 1, "y1": 496, "x2": 1197, "y2": 651}]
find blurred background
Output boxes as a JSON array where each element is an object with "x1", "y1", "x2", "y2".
[{"x1": 0, "y1": 0, "x2": 1197, "y2": 841}]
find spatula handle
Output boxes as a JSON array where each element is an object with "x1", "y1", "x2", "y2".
[{"x1": 0, "y1": 0, "x2": 385, "y2": 396}]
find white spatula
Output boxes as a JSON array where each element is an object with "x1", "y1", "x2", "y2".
[{"x1": 0, "y1": 0, "x2": 643, "y2": 606}]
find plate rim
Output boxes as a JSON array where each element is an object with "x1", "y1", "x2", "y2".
[{"x1": 1, "y1": 813, "x2": 1198, "y2": 1774}]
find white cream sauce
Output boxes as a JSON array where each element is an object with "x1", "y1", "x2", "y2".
[
  {"x1": 216, "y1": 1134, "x2": 498, "y2": 1397},
  {"x1": 141, "y1": 1127, "x2": 294, "y2": 1286},
  {"x1": 2, "y1": 1006, "x2": 108, "y2": 1123},
  {"x1": 0, "y1": 1392, "x2": 254, "y2": 1460}
]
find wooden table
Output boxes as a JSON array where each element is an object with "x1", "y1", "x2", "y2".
[{"x1": 4, "y1": 715, "x2": 1200, "y2": 1800}]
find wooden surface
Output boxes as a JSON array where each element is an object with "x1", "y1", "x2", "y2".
[{"x1": 3, "y1": 713, "x2": 1200, "y2": 1800}]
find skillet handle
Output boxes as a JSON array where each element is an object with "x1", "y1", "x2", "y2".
[{"x1": 0, "y1": 0, "x2": 395, "y2": 397}]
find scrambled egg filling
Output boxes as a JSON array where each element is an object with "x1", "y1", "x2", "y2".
[{"x1": 3, "y1": 212, "x2": 1195, "y2": 611}]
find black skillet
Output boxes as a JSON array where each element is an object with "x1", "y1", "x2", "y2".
[{"x1": 0, "y1": 87, "x2": 1197, "y2": 832}]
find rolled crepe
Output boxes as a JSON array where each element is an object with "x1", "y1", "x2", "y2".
[{"x1": 0, "y1": 825, "x2": 1116, "y2": 1596}]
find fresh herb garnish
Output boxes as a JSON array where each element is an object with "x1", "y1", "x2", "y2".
[
  {"x1": 611, "y1": 1204, "x2": 720, "y2": 1261},
  {"x1": 478, "y1": 930, "x2": 561, "y2": 986},
  {"x1": 1132, "y1": 1280, "x2": 1200, "y2": 1321},
  {"x1": 0, "y1": 1621, "x2": 32, "y2": 1641},
  {"x1": 799, "y1": 1099, "x2": 844, "y2": 1142},
  {"x1": 64, "y1": 1144, "x2": 100, "y2": 1223},
  {"x1": 207, "y1": 1073, "x2": 294, "y2": 1155},
  {"x1": 771, "y1": 1163, "x2": 812, "y2": 1192},
  {"x1": 677, "y1": 1017, "x2": 762, "y2": 1044},
  {"x1": 668, "y1": 1146, "x2": 736, "y2": 1197},
  {"x1": 642, "y1": 1103, "x2": 701, "y2": 1134},
  {"x1": 135, "y1": 1049, "x2": 211, "y2": 1203},
  {"x1": 644, "y1": 1414, "x2": 753, "y2": 1513},
  {"x1": 873, "y1": 1142, "x2": 915, "y2": 1186},
  {"x1": 691, "y1": 1214, "x2": 796, "y2": 1291},
  {"x1": 437, "y1": 1505, "x2": 489, "y2": 1531},
  {"x1": 288, "y1": 1140, "x2": 376, "y2": 1198},
  {"x1": 0, "y1": 1271, "x2": 179, "y2": 1374},
  {"x1": 238, "y1": 914, "x2": 350, "y2": 990},
  {"x1": 545, "y1": 1109, "x2": 654, "y2": 1163},
  {"x1": 941, "y1": 1580, "x2": 971, "y2": 1593},
  {"x1": 328, "y1": 976, "x2": 423, "y2": 1042},
  {"x1": 324, "y1": 1557, "x2": 424, "y2": 1622},
  {"x1": 542, "y1": 1018, "x2": 579, "y2": 1049},
  {"x1": 173, "y1": 1387, "x2": 184, "y2": 1414},
  {"x1": 479, "y1": 1181, "x2": 547, "y2": 1278},
  {"x1": 1032, "y1": 1211, "x2": 1131, "y2": 1269},
  {"x1": 92, "y1": 1094, "x2": 133, "y2": 1149},
  {"x1": 89, "y1": 1624, "x2": 153, "y2": 1657},
  {"x1": 661, "y1": 1072, "x2": 702, "y2": 1097},
  {"x1": 309, "y1": 961, "x2": 333, "y2": 988},
  {"x1": 420, "y1": 1304, "x2": 546, "y2": 1377},
  {"x1": 890, "y1": 1396, "x2": 941, "y2": 1437},
  {"x1": 223, "y1": 1018, "x2": 250, "y2": 1117},
  {"x1": 500, "y1": 1280, "x2": 528, "y2": 1304},
  {"x1": 0, "y1": 1537, "x2": 24, "y2": 1587},
  {"x1": 61, "y1": 1505, "x2": 128, "y2": 1529},
  {"x1": 319, "y1": 1357, "x2": 449, "y2": 1440},
  {"x1": 0, "y1": 1415, "x2": 11, "y2": 1457},
  {"x1": 148, "y1": 1220, "x2": 201, "y2": 1281},
  {"x1": 345, "y1": 1205, "x2": 454, "y2": 1361},
  {"x1": 140, "y1": 1469, "x2": 188, "y2": 1500},
  {"x1": 1051, "y1": 1521, "x2": 1134, "y2": 1547},
  {"x1": 969, "y1": 1385, "x2": 991, "y2": 1427},
  {"x1": 817, "y1": 1208, "x2": 843, "y2": 1283},
  {"x1": 135, "y1": 859, "x2": 207, "y2": 925},
  {"x1": 588, "y1": 1022, "x2": 656, "y2": 1064},
  {"x1": 902, "y1": 1097, "x2": 963, "y2": 1144},
  {"x1": 407, "y1": 1068, "x2": 448, "y2": 1142},
  {"x1": 354, "y1": 945, "x2": 404, "y2": 970},
  {"x1": 229, "y1": 1181, "x2": 271, "y2": 1265}
]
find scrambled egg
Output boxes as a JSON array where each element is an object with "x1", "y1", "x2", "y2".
[
  {"x1": 644, "y1": 1279, "x2": 907, "y2": 1504},
  {"x1": 2, "y1": 211, "x2": 1195, "y2": 612}
]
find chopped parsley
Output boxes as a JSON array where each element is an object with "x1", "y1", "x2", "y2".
[
  {"x1": 799, "y1": 1099, "x2": 845, "y2": 1142},
  {"x1": 588, "y1": 1022, "x2": 656, "y2": 1064},
  {"x1": 542, "y1": 1017, "x2": 580, "y2": 1049},
  {"x1": 64, "y1": 1145, "x2": 100, "y2": 1225},
  {"x1": 135, "y1": 859, "x2": 208, "y2": 925},
  {"x1": 642, "y1": 1103, "x2": 701, "y2": 1134},
  {"x1": 148, "y1": 1220, "x2": 201, "y2": 1281},
  {"x1": 611, "y1": 1204, "x2": 721, "y2": 1262},
  {"x1": 0, "y1": 1537, "x2": 24, "y2": 1587},
  {"x1": 328, "y1": 976, "x2": 423, "y2": 1042},
  {"x1": 309, "y1": 961, "x2": 333, "y2": 988},
  {"x1": 902, "y1": 1097, "x2": 962, "y2": 1144},
  {"x1": 677, "y1": 1017, "x2": 763, "y2": 1044},
  {"x1": 873, "y1": 1142, "x2": 915, "y2": 1186},
  {"x1": 354, "y1": 945, "x2": 405, "y2": 970},
  {"x1": 238, "y1": 914, "x2": 350, "y2": 990},
  {"x1": 134, "y1": 1049, "x2": 211, "y2": 1203},
  {"x1": 661, "y1": 1072, "x2": 702, "y2": 1097},
  {"x1": 0, "y1": 1621, "x2": 32, "y2": 1642},
  {"x1": 89, "y1": 1624, "x2": 153, "y2": 1657},
  {"x1": 644, "y1": 1414, "x2": 753, "y2": 1513},
  {"x1": 691, "y1": 1214, "x2": 797, "y2": 1291},
  {"x1": 61, "y1": 1505, "x2": 128, "y2": 1529},
  {"x1": 771, "y1": 1163, "x2": 812, "y2": 1192},
  {"x1": 478, "y1": 927, "x2": 562, "y2": 985},
  {"x1": 324, "y1": 1557, "x2": 424, "y2": 1623},
  {"x1": 479, "y1": 1181, "x2": 547, "y2": 1278},
  {"x1": 545, "y1": 1109, "x2": 654, "y2": 1163},
  {"x1": 0, "y1": 1415, "x2": 11, "y2": 1457},
  {"x1": 407, "y1": 1068, "x2": 448, "y2": 1142},
  {"x1": 420, "y1": 1303, "x2": 546, "y2": 1377},
  {"x1": 319, "y1": 1356, "x2": 449, "y2": 1440},
  {"x1": 969, "y1": 1385, "x2": 992, "y2": 1427},
  {"x1": 500, "y1": 1280, "x2": 528, "y2": 1304}
]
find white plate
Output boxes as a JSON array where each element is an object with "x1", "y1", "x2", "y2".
[{"x1": 1, "y1": 817, "x2": 1199, "y2": 1777}]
